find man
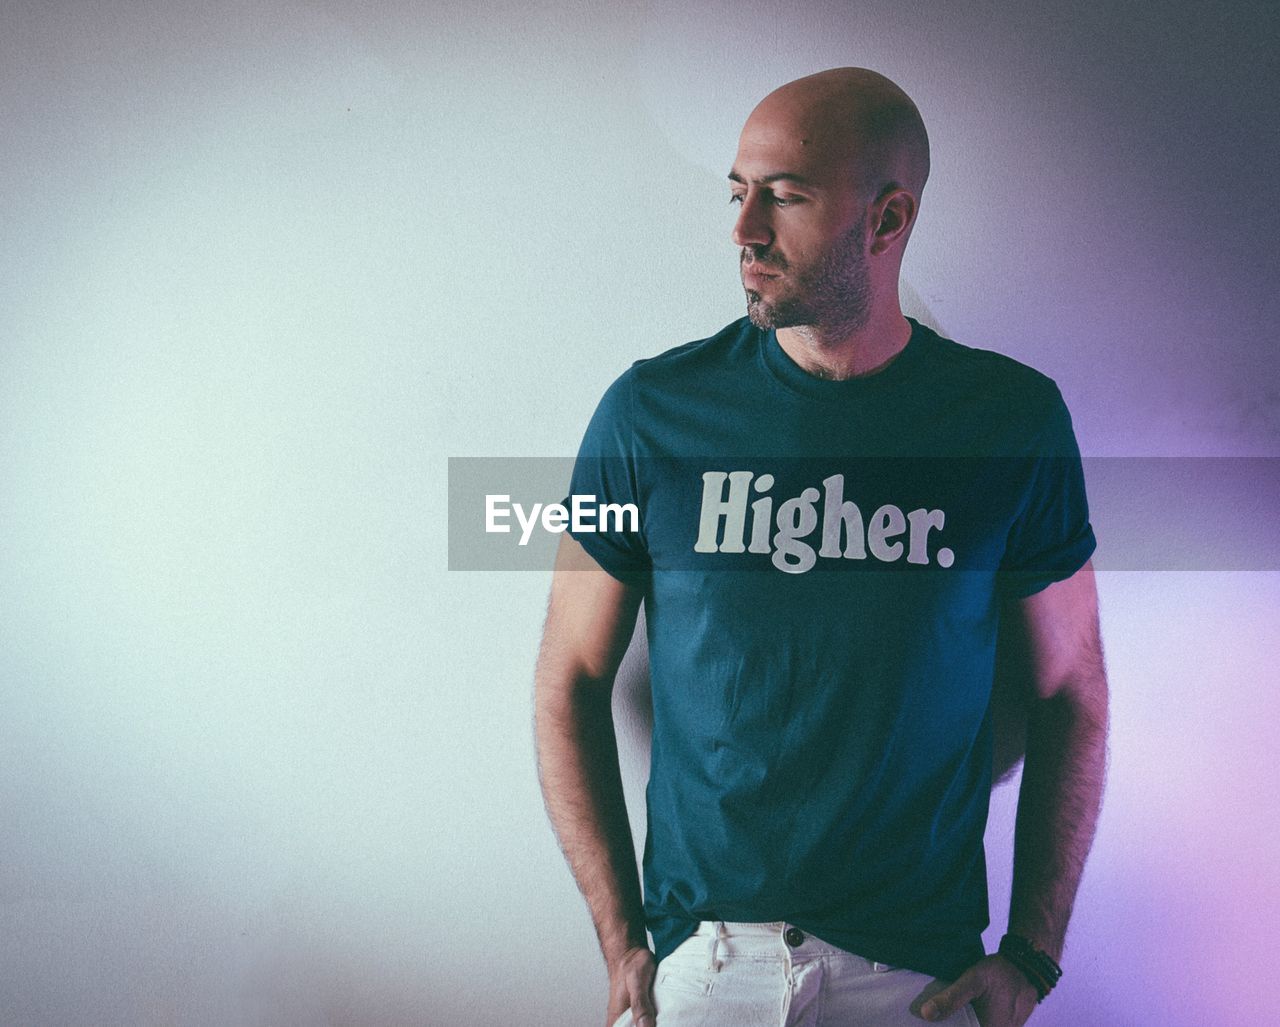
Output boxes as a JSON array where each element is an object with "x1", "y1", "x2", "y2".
[{"x1": 534, "y1": 67, "x2": 1108, "y2": 1027}]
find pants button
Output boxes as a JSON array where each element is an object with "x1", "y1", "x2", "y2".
[{"x1": 784, "y1": 927, "x2": 806, "y2": 947}]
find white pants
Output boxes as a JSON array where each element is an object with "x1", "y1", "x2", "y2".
[{"x1": 611, "y1": 921, "x2": 980, "y2": 1027}]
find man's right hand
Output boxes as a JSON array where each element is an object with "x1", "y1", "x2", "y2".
[
  {"x1": 533, "y1": 535, "x2": 653, "y2": 1025},
  {"x1": 605, "y1": 945, "x2": 658, "y2": 1027}
]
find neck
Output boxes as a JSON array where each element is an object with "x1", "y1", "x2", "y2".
[{"x1": 776, "y1": 303, "x2": 912, "y2": 381}]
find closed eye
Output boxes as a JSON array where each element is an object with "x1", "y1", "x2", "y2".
[{"x1": 729, "y1": 193, "x2": 798, "y2": 207}]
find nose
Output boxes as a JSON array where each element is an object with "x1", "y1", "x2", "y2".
[{"x1": 731, "y1": 192, "x2": 773, "y2": 249}]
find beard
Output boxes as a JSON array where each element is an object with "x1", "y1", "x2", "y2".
[{"x1": 742, "y1": 221, "x2": 872, "y2": 335}]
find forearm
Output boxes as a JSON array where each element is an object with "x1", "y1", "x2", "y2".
[
  {"x1": 1007, "y1": 681, "x2": 1109, "y2": 962},
  {"x1": 534, "y1": 674, "x2": 648, "y2": 968}
]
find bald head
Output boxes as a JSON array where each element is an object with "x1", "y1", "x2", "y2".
[
  {"x1": 746, "y1": 67, "x2": 930, "y2": 205},
  {"x1": 730, "y1": 68, "x2": 930, "y2": 341}
]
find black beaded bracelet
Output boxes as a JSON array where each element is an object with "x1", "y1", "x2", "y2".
[{"x1": 998, "y1": 934, "x2": 1062, "y2": 1003}]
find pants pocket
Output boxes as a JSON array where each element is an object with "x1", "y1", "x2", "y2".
[{"x1": 655, "y1": 966, "x2": 715, "y2": 997}]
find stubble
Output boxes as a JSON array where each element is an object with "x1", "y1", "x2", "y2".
[{"x1": 743, "y1": 220, "x2": 872, "y2": 337}]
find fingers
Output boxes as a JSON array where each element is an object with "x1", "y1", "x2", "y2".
[
  {"x1": 630, "y1": 974, "x2": 657, "y2": 1027},
  {"x1": 605, "y1": 986, "x2": 655, "y2": 1027},
  {"x1": 920, "y1": 970, "x2": 984, "y2": 1022},
  {"x1": 607, "y1": 949, "x2": 657, "y2": 1027}
]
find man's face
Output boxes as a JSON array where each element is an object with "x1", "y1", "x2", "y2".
[{"x1": 729, "y1": 114, "x2": 872, "y2": 333}]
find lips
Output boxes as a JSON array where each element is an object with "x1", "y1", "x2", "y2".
[{"x1": 743, "y1": 267, "x2": 780, "y2": 287}]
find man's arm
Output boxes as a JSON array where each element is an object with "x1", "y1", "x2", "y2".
[
  {"x1": 1005, "y1": 558, "x2": 1109, "y2": 961},
  {"x1": 533, "y1": 533, "x2": 656, "y2": 1027},
  {"x1": 923, "y1": 559, "x2": 1109, "y2": 1026}
]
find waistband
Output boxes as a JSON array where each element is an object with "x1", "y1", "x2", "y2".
[
  {"x1": 671, "y1": 921, "x2": 894, "y2": 974},
  {"x1": 691, "y1": 921, "x2": 789, "y2": 936}
]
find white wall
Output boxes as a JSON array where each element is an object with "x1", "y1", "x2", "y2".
[{"x1": 1, "y1": 1, "x2": 1276, "y2": 1024}]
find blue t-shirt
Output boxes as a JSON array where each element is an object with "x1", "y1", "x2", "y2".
[{"x1": 564, "y1": 316, "x2": 1096, "y2": 980}]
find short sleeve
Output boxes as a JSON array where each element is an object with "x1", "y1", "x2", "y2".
[
  {"x1": 562, "y1": 370, "x2": 651, "y2": 584},
  {"x1": 996, "y1": 384, "x2": 1097, "y2": 598}
]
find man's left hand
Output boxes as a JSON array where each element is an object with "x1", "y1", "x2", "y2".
[{"x1": 920, "y1": 954, "x2": 1041, "y2": 1026}]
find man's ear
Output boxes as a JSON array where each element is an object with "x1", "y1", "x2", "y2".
[{"x1": 869, "y1": 186, "x2": 917, "y2": 254}]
